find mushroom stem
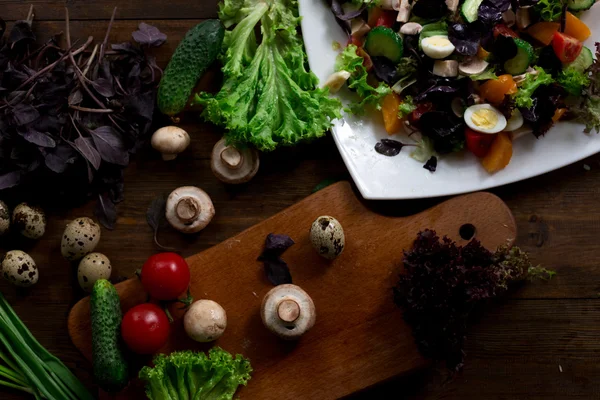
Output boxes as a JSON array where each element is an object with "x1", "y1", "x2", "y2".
[
  {"x1": 176, "y1": 197, "x2": 200, "y2": 224},
  {"x1": 277, "y1": 300, "x2": 301, "y2": 323},
  {"x1": 162, "y1": 154, "x2": 177, "y2": 161},
  {"x1": 220, "y1": 147, "x2": 244, "y2": 170}
]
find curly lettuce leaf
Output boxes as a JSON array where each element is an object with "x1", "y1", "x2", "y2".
[
  {"x1": 514, "y1": 67, "x2": 554, "y2": 109},
  {"x1": 535, "y1": 0, "x2": 563, "y2": 21},
  {"x1": 398, "y1": 95, "x2": 416, "y2": 119},
  {"x1": 469, "y1": 68, "x2": 498, "y2": 81},
  {"x1": 139, "y1": 348, "x2": 252, "y2": 400},
  {"x1": 335, "y1": 44, "x2": 391, "y2": 115},
  {"x1": 557, "y1": 67, "x2": 590, "y2": 96},
  {"x1": 197, "y1": 0, "x2": 341, "y2": 151}
]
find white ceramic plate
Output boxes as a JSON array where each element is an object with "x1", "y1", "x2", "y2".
[{"x1": 298, "y1": 0, "x2": 600, "y2": 199}]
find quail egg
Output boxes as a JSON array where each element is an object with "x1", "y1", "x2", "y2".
[
  {"x1": 61, "y1": 218, "x2": 101, "y2": 261},
  {"x1": 421, "y1": 35, "x2": 455, "y2": 59},
  {"x1": 309, "y1": 216, "x2": 345, "y2": 260},
  {"x1": 77, "y1": 253, "x2": 111, "y2": 292},
  {"x1": 464, "y1": 104, "x2": 507, "y2": 134},
  {"x1": 2, "y1": 250, "x2": 38, "y2": 287},
  {"x1": 0, "y1": 201, "x2": 9, "y2": 236},
  {"x1": 12, "y1": 203, "x2": 46, "y2": 239}
]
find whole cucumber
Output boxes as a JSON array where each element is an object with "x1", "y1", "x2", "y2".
[
  {"x1": 158, "y1": 20, "x2": 225, "y2": 116},
  {"x1": 91, "y1": 279, "x2": 129, "y2": 392}
]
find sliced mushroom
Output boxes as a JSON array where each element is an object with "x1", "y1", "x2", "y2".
[
  {"x1": 502, "y1": 9, "x2": 516, "y2": 27},
  {"x1": 433, "y1": 60, "x2": 459, "y2": 78},
  {"x1": 211, "y1": 139, "x2": 260, "y2": 184},
  {"x1": 151, "y1": 126, "x2": 191, "y2": 161},
  {"x1": 351, "y1": 19, "x2": 371, "y2": 39},
  {"x1": 261, "y1": 284, "x2": 316, "y2": 340},
  {"x1": 165, "y1": 186, "x2": 215, "y2": 233},
  {"x1": 458, "y1": 57, "x2": 489, "y2": 76},
  {"x1": 399, "y1": 22, "x2": 422, "y2": 35},
  {"x1": 451, "y1": 98, "x2": 466, "y2": 118},
  {"x1": 514, "y1": 68, "x2": 538, "y2": 85},
  {"x1": 446, "y1": 0, "x2": 459, "y2": 13},
  {"x1": 516, "y1": 7, "x2": 532, "y2": 30},
  {"x1": 397, "y1": 0, "x2": 411, "y2": 22}
]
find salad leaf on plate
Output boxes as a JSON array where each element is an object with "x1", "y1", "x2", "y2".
[
  {"x1": 398, "y1": 95, "x2": 417, "y2": 118},
  {"x1": 448, "y1": 23, "x2": 481, "y2": 56},
  {"x1": 557, "y1": 67, "x2": 590, "y2": 96},
  {"x1": 197, "y1": 0, "x2": 342, "y2": 151},
  {"x1": 469, "y1": 68, "x2": 499, "y2": 81},
  {"x1": 514, "y1": 67, "x2": 554, "y2": 109},
  {"x1": 535, "y1": 0, "x2": 563, "y2": 21},
  {"x1": 419, "y1": 111, "x2": 466, "y2": 154},
  {"x1": 573, "y1": 43, "x2": 600, "y2": 133},
  {"x1": 335, "y1": 44, "x2": 391, "y2": 114}
]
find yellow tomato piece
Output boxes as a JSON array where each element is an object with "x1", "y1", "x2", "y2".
[
  {"x1": 479, "y1": 75, "x2": 517, "y2": 105},
  {"x1": 382, "y1": 93, "x2": 403, "y2": 135},
  {"x1": 481, "y1": 132, "x2": 513, "y2": 173},
  {"x1": 552, "y1": 108, "x2": 567, "y2": 123},
  {"x1": 527, "y1": 22, "x2": 560, "y2": 46},
  {"x1": 565, "y1": 12, "x2": 591, "y2": 42}
]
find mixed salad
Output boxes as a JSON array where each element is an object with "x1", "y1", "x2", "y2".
[{"x1": 327, "y1": 0, "x2": 600, "y2": 173}]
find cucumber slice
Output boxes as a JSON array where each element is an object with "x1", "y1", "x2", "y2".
[
  {"x1": 565, "y1": 46, "x2": 594, "y2": 72},
  {"x1": 567, "y1": 0, "x2": 595, "y2": 11},
  {"x1": 504, "y1": 38, "x2": 535, "y2": 75},
  {"x1": 365, "y1": 27, "x2": 404, "y2": 63},
  {"x1": 460, "y1": 0, "x2": 485, "y2": 23}
]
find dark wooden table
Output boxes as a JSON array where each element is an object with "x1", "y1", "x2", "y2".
[{"x1": 2, "y1": 2, "x2": 600, "y2": 399}]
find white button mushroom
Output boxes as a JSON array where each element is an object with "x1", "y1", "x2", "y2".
[
  {"x1": 458, "y1": 57, "x2": 489, "y2": 76},
  {"x1": 399, "y1": 22, "x2": 423, "y2": 35},
  {"x1": 433, "y1": 60, "x2": 459, "y2": 78},
  {"x1": 261, "y1": 284, "x2": 316, "y2": 340},
  {"x1": 2, "y1": 250, "x2": 38, "y2": 287},
  {"x1": 165, "y1": 186, "x2": 215, "y2": 233},
  {"x1": 77, "y1": 253, "x2": 112, "y2": 293},
  {"x1": 184, "y1": 299, "x2": 227, "y2": 342},
  {"x1": 310, "y1": 216, "x2": 345, "y2": 260},
  {"x1": 0, "y1": 201, "x2": 10, "y2": 236},
  {"x1": 12, "y1": 203, "x2": 45, "y2": 239},
  {"x1": 151, "y1": 126, "x2": 191, "y2": 161},
  {"x1": 61, "y1": 217, "x2": 101, "y2": 261},
  {"x1": 210, "y1": 139, "x2": 260, "y2": 184}
]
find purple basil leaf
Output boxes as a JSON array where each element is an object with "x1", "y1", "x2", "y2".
[
  {"x1": 111, "y1": 42, "x2": 142, "y2": 55},
  {"x1": 372, "y1": 57, "x2": 399, "y2": 85},
  {"x1": 0, "y1": 171, "x2": 21, "y2": 190},
  {"x1": 412, "y1": 0, "x2": 447, "y2": 19},
  {"x1": 259, "y1": 233, "x2": 295, "y2": 260},
  {"x1": 68, "y1": 89, "x2": 83, "y2": 105},
  {"x1": 331, "y1": 0, "x2": 367, "y2": 20},
  {"x1": 448, "y1": 24, "x2": 481, "y2": 56},
  {"x1": 478, "y1": 1, "x2": 503, "y2": 25},
  {"x1": 20, "y1": 129, "x2": 56, "y2": 148},
  {"x1": 0, "y1": 18, "x2": 5, "y2": 40},
  {"x1": 92, "y1": 77, "x2": 115, "y2": 97},
  {"x1": 423, "y1": 156, "x2": 438, "y2": 172},
  {"x1": 74, "y1": 137, "x2": 101, "y2": 170},
  {"x1": 44, "y1": 144, "x2": 77, "y2": 173},
  {"x1": 264, "y1": 258, "x2": 293, "y2": 286},
  {"x1": 132, "y1": 23, "x2": 167, "y2": 47},
  {"x1": 89, "y1": 126, "x2": 129, "y2": 166},
  {"x1": 487, "y1": 0, "x2": 511, "y2": 11},
  {"x1": 415, "y1": 85, "x2": 459, "y2": 103},
  {"x1": 12, "y1": 104, "x2": 39, "y2": 126},
  {"x1": 375, "y1": 139, "x2": 407, "y2": 157},
  {"x1": 125, "y1": 91, "x2": 155, "y2": 121},
  {"x1": 95, "y1": 193, "x2": 117, "y2": 230},
  {"x1": 8, "y1": 21, "x2": 35, "y2": 47}
]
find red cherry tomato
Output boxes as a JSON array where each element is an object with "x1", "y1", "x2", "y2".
[
  {"x1": 409, "y1": 102, "x2": 434, "y2": 126},
  {"x1": 141, "y1": 253, "x2": 190, "y2": 300},
  {"x1": 552, "y1": 31, "x2": 583, "y2": 63},
  {"x1": 356, "y1": 47, "x2": 373, "y2": 72},
  {"x1": 375, "y1": 10, "x2": 396, "y2": 28},
  {"x1": 465, "y1": 128, "x2": 496, "y2": 158},
  {"x1": 121, "y1": 304, "x2": 170, "y2": 354},
  {"x1": 493, "y1": 24, "x2": 518, "y2": 39},
  {"x1": 347, "y1": 35, "x2": 364, "y2": 47}
]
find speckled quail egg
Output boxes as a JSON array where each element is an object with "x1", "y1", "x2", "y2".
[
  {"x1": 12, "y1": 203, "x2": 46, "y2": 239},
  {"x1": 2, "y1": 250, "x2": 38, "y2": 287},
  {"x1": 77, "y1": 253, "x2": 111, "y2": 292},
  {"x1": 309, "y1": 216, "x2": 345, "y2": 260},
  {"x1": 61, "y1": 218, "x2": 101, "y2": 261},
  {"x1": 0, "y1": 201, "x2": 10, "y2": 236},
  {"x1": 421, "y1": 35, "x2": 456, "y2": 59}
]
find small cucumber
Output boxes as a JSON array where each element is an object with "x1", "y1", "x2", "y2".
[
  {"x1": 567, "y1": 0, "x2": 595, "y2": 11},
  {"x1": 158, "y1": 20, "x2": 225, "y2": 116},
  {"x1": 565, "y1": 46, "x2": 594, "y2": 72},
  {"x1": 460, "y1": 0, "x2": 485, "y2": 23},
  {"x1": 504, "y1": 38, "x2": 535, "y2": 75},
  {"x1": 91, "y1": 279, "x2": 129, "y2": 392},
  {"x1": 365, "y1": 27, "x2": 404, "y2": 63}
]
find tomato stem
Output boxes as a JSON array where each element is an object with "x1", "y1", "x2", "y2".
[{"x1": 175, "y1": 288, "x2": 194, "y2": 309}]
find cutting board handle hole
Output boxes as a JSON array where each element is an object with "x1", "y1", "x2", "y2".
[{"x1": 459, "y1": 224, "x2": 476, "y2": 240}]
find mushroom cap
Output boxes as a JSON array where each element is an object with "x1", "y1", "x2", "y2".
[
  {"x1": 184, "y1": 299, "x2": 227, "y2": 343},
  {"x1": 77, "y1": 253, "x2": 112, "y2": 293},
  {"x1": 261, "y1": 284, "x2": 316, "y2": 340},
  {"x1": 151, "y1": 126, "x2": 191, "y2": 160},
  {"x1": 12, "y1": 203, "x2": 46, "y2": 239},
  {"x1": 165, "y1": 186, "x2": 215, "y2": 233},
  {"x1": 0, "y1": 201, "x2": 9, "y2": 235},
  {"x1": 2, "y1": 250, "x2": 38, "y2": 287},
  {"x1": 458, "y1": 56, "x2": 489, "y2": 76},
  {"x1": 211, "y1": 139, "x2": 260, "y2": 184},
  {"x1": 61, "y1": 217, "x2": 101, "y2": 261}
]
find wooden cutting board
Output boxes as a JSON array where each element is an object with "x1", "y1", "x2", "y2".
[{"x1": 68, "y1": 181, "x2": 516, "y2": 399}]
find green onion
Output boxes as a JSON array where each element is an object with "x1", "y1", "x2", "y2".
[{"x1": 0, "y1": 291, "x2": 93, "y2": 400}]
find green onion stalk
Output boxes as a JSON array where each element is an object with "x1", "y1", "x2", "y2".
[{"x1": 0, "y1": 291, "x2": 93, "y2": 400}]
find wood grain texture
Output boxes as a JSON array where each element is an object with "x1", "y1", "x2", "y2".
[
  {"x1": 1, "y1": 2, "x2": 600, "y2": 399},
  {"x1": 67, "y1": 182, "x2": 516, "y2": 399}
]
